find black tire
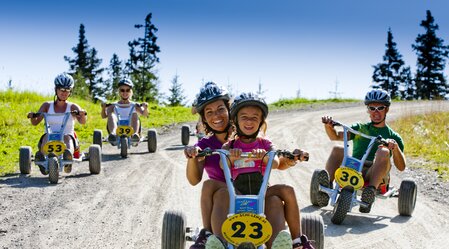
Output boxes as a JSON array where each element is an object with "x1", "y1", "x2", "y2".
[
  {"x1": 301, "y1": 213, "x2": 325, "y2": 249},
  {"x1": 19, "y1": 146, "x2": 32, "y2": 174},
  {"x1": 398, "y1": 179, "x2": 417, "y2": 216},
  {"x1": 161, "y1": 210, "x2": 186, "y2": 249},
  {"x1": 310, "y1": 169, "x2": 330, "y2": 207},
  {"x1": 120, "y1": 136, "x2": 128, "y2": 158},
  {"x1": 331, "y1": 186, "x2": 353, "y2": 225},
  {"x1": 147, "y1": 129, "x2": 157, "y2": 153},
  {"x1": 181, "y1": 125, "x2": 190, "y2": 146},
  {"x1": 48, "y1": 156, "x2": 59, "y2": 184},
  {"x1": 89, "y1": 145, "x2": 101, "y2": 174},
  {"x1": 93, "y1": 129, "x2": 103, "y2": 148}
]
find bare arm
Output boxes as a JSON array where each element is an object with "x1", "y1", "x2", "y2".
[
  {"x1": 71, "y1": 103, "x2": 87, "y2": 124},
  {"x1": 27, "y1": 102, "x2": 48, "y2": 126},
  {"x1": 184, "y1": 146, "x2": 205, "y2": 185},
  {"x1": 322, "y1": 116, "x2": 345, "y2": 141},
  {"x1": 137, "y1": 102, "x2": 149, "y2": 117}
]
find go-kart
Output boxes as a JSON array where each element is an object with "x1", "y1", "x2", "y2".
[
  {"x1": 310, "y1": 120, "x2": 417, "y2": 224},
  {"x1": 181, "y1": 119, "x2": 206, "y2": 146},
  {"x1": 162, "y1": 149, "x2": 324, "y2": 249},
  {"x1": 20, "y1": 111, "x2": 101, "y2": 184},
  {"x1": 93, "y1": 102, "x2": 157, "y2": 158}
]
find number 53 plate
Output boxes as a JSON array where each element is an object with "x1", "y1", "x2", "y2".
[{"x1": 221, "y1": 212, "x2": 272, "y2": 246}]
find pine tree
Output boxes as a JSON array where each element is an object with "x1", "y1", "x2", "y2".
[
  {"x1": 372, "y1": 28, "x2": 408, "y2": 99},
  {"x1": 412, "y1": 10, "x2": 449, "y2": 99},
  {"x1": 126, "y1": 13, "x2": 161, "y2": 102},
  {"x1": 167, "y1": 74, "x2": 186, "y2": 107},
  {"x1": 106, "y1": 53, "x2": 123, "y2": 98},
  {"x1": 64, "y1": 24, "x2": 105, "y2": 100}
]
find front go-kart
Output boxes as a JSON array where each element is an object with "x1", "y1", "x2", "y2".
[
  {"x1": 20, "y1": 111, "x2": 101, "y2": 184},
  {"x1": 309, "y1": 120, "x2": 417, "y2": 224},
  {"x1": 93, "y1": 102, "x2": 157, "y2": 158},
  {"x1": 163, "y1": 149, "x2": 324, "y2": 249}
]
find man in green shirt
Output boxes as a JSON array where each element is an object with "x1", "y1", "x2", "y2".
[{"x1": 321, "y1": 89, "x2": 406, "y2": 213}]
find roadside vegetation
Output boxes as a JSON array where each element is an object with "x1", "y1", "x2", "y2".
[{"x1": 390, "y1": 105, "x2": 449, "y2": 180}]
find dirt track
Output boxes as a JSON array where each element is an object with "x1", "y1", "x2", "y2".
[{"x1": 1, "y1": 101, "x2": 448, "y2": 249}]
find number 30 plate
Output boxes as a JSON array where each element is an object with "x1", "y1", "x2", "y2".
[
  {"x1": 335, "y1": 167, "x2": 364, "y2": 190},
  {"x1": 221, "y1": 212, "x2": 272, "y2": 246}
]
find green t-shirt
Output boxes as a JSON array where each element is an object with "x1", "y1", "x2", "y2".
[{"x1": 350, "y1": 122, "x2": 404, "y2": 161}]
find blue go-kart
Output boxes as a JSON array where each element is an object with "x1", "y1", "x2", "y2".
[
  {"x1": 163, "y1": 149, "x2": 324, "y2": 249},
  {"x1": 309, "y1": 120, "x2": 417, "y2": 224},
  {"x1": 20, "y1": 111, "x2": 101, "y2": 184},
  {"x1": 93, "y1": 102, "x2": 157, "y2": 158}
]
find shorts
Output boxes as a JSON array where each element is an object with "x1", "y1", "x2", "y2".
[{"x1": 233, "y1": 172, "x2": 264, "y2": 195}]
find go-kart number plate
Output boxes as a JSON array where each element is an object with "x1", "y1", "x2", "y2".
[
  {"x1": 335, "y1": 167, "x2": 364, "y2": 190},
  {"x1": 222, "y1": 212, "x2": 272, "y2": 247},
  {"x1": 42, "y1": 141, "x2": 66, "y2": 156},
  {"x1": 116, "y1": 126, "x2": 134, "y2": 136}
]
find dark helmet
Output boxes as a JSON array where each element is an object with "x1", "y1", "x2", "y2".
[
  {"x1": 364, "y1": 89, "x2": 391, "y2": 106},
  {"x1": 118, "y1": 78, "x2": 134, "y2": 89},
  {"x1": 230, "y1": 92, "x2": 268, "y2": 120},
  {"x1": 194, "y1": 82, "x2": 230, "y2": 113},
  {"x1": 54, "y1": 73, "x2": 74, "y2": 89}
]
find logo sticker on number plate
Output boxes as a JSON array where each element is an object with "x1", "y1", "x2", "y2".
[{"x1": 221, "y1": 212, "x2": 272, "y2": 246}]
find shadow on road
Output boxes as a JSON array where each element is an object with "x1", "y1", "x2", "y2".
[{"x1": 0, "y1": 173, "x2": 57, "y2": 188}]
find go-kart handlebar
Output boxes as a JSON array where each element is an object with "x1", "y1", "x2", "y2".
[
  {"x1": 28, "y1": 110, "x2": 87, "y2": 119},
  {"x1": 331, "y1": 120, "x2": 388, "y2": 146},
  {"x1": 197, "y1": 148, "x2": 308, "y2": 161}
]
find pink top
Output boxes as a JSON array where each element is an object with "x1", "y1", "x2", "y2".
[
  {"x1": 229, "y1": 137, "x2": 273, "y2": 179},
  {"x1": 195, "y1": 135, "x2": 226, "y2": 182}
]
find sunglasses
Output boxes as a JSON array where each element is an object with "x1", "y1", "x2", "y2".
[
  {"x1": 58, "y1": 88, "x2": 71, "y2": 93},
  {"x1": 120, "y1": 88, "x2": 131, "y2": 93},
  {"x1": 367, "y1": 106, "x2": 387, "y2": 112}
]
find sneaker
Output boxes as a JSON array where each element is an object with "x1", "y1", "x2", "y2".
[
  {"x1": 360, "y1": 185, "x2": 376, "y2": 213},
  {"x1": 131, "y1": 133, "x2": 140, "y2": 146},
  {"x1": 293, "y1": 235, "x2": 315, "y2": 249},
  {"x1": 190, "y1": 229, "x2": 212, "y2": 249},
  {"x1": 63, "y1": 149, "x2": 73, "y2": 173},
  {"x1": 317, "y1": 170, "x2": 331, "y2": 206},
  {"x1": 108, "y1": 133, "x2": 118, "y2": 146},
  {"x1": 205, "y1": 235, "x2": 227, "y2": 249},
  {"x1": 271, "y1": 230, "x2": 293, "y2": 249}
]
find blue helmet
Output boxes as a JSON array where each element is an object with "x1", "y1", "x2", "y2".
[
  {"x1": 194, "y1": 82, "x2": 230, "y2": 113},
  {"x1": 54, "y1": 73, "x2": 74, "y2": 89},
  {"x1": 365, "y1": 89, "x2": 391, "y2": 106},
  {"x1": 118, "y1": 78, "x2": 134, "y2": 89}
]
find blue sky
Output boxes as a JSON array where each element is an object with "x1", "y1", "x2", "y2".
[{"x1": 1, "y1": 0, "x2": 449, "y2": 103}]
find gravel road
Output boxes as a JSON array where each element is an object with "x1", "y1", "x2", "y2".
[{"x1": 1, "y1": 101, "x2": 448, "y2": 249}]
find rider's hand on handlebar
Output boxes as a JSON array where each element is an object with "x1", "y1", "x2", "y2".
[
  {"x1": 184, "y1": 146, "x2": 200, "y2": 159},
  {"x1": 293, "y1": 148, "x2": 309, "y2": 162},
  {"x1": 27, "y1": 112, "x2": 35, "y2": 119},
  {"x1": 321, "y1": 116, "x2": 335, "y2": 127},
  {"x1": 384, "y1": 139, "x2": 398, "y2": 151}
]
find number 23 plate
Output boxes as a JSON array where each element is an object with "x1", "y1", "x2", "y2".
[{"x1": 222, "y1": 212, "x2": 272, "y2": 246}]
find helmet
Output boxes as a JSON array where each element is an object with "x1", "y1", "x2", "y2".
[
  {"x1": 194, "y1": 82, "x2": 230, "y2": 113},
  {"x1": 118, "y1": 78, "x2": 134, "y2": 89},
  {"x1": 364, "y1": 89, "x2": 391, "y2": 106},
  {"x1": 54, "y1": 73, "x2": 74, "y2": 89},
  {"x1": 230, "y1": 92, "x2": 268, "y2": 120}
]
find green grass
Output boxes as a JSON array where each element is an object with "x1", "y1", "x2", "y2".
[
  {"x1": 0, "y1": 90, "x2": 196, "y2": 176},
  {"x1": 270, "y1": 97, "x2": 360, "y2": 110},
  {"x1": 391, "y1": 109, "x2": 449, "y2": 180}
]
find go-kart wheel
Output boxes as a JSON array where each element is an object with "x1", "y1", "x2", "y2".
[
  {"x1": 89, "y1": 144, "x2": 101, "y2": 174},
  {"x1": 147, "y1": 129, "x2": 157, "y2": 153},
  {"x1": 398, "y1": 179, "x2": 417, "y2": 216},
  {"x1": 19, "y1": 146, "x2": 32, "y2": 174},
  {"x1": 93, "y1": 129, "x2": 103, "y2": 148},
  {"x1": 301, "y1": 213, "x2": 324, "y2": 249},
  {"x1": 48, "y1": 156, "x2": 59, "y2": 184},
  {"x1": 162, "y1": 210, "x2": 186, "y2": 249},
  {"x1": 331, "y1": 186, "x2": 353, "y2": 225},
  {"x1": 310, "y1": 169, "x2": 330, "y2": 207},
  {"x1": 120, "y1": 136, "x2": 128, "y2": 158},
  {"x1": 181, "y1": 125, "x2": 190, "y2": 146}
]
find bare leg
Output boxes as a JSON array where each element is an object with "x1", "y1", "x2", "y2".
[
  {"x1": 365, "y1": 147, "x2": 391, "y2": 188},
  {"x1": 131, "y1": 112, "x2": 139, "y2": 135},
  {"x1": 201, "y1": 180, "x2": 226, "y2": 232},
  {"x1": 325, "y1": 145, "x2": 344, "y2": 183},
  {"x1": 211, "y1": 187, "x2": 229, "y2": 240},
  {"x1": 268, "y1": 185, "x2": 300, "y2": 239},
  {"x1": 108, "y1": 113, "x2": 118, "y2": 134},
  {"x1": 265, "y1": 195, "x2": 285, "y2": 249}
]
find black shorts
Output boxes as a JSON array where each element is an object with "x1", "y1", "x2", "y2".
[{"x1": 233, "y1": 172, "x2": 264, "y2": 195}]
